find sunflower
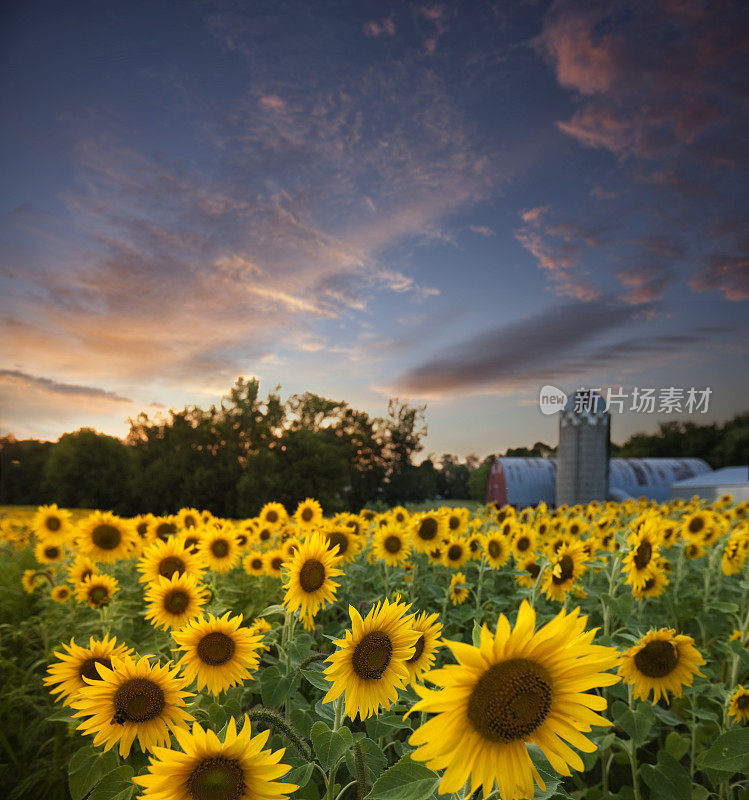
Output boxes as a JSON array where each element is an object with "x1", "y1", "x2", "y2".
[
  {"x1": 483, "y1": 532, "x2": 510, "y2": 568},
  {"x1": 408, "y1": 601, "x2": 620, "y2": 800},
  {"x1": 173, "y1": 613, "x2": 264, "y2": 695},
  {"x1": 294, "y1": 497, "x2": 323, "y2": 529},
  {"x1": 145, "y1": 572, "x2": 208, "y2": 631},
  {"x1": 22, "y1": 568, "x2": 48, "y2": 593},
  {"x1": 466, "y1": 531, "x2": 484, "y2": 559},
  {"x1": 410, "y1": 512, "x2": 446, "y2": 553},
  {"x1": 681, "y1": 510, "x2": 712, "y2": 543},
  {"x1": 515, "y1": 557, "x2": 543, "y2": 589},
  {"x1": 134, "y1": 715, "x2": 297, "y2": 800},
  {"x1": 198, "y1": 526, "x2": 240, "y2": 573},
  {"x1": 33, "y1": 504, "x2": 72, "y2": 543},
  {"x1": 323, "y1": 599, "x2": 419, "y2": 721},
  {"x1": 512, "y1": 526, "x2": 538, "y2": 562},
  {"x1": 444, "y1": 507, "x2": 470, "y2": 536},
  {"x1": 243, "y1": 550, "x2": 266, "y2": 576},
  {"x1": 405, "y1": 611, "x2": 442, "y2": 684},
  {"x1": 263, "y1": 549, "x2": 286, "y2": 578},
  {"x1": 623, "y1": 529, "x2": 661, "y2": 590},
  {"x1": 259, "y1": 502, "x2": 288, "y2": 529},
  {"x1": 372, "y1": 525, "x2": 411, "y2": 567},
  {"x1": 68, "y1": 556, "x2": 98, "y2": 585},
  {"x1": 449, "y1": 572, "x2": 469, "y2": 606},
  {"x1": 324, "y1": 526, "x2": 360, "y2": 562},
  {"x1": 76, "y1": 511, "x2": 137, "y2": 563},
  {"x1": 133, "y1": 514, "x2": 157, "y2": 546},
  {"x1": 72, "y1": 654, "x2": 193, "y2": 756},
  {"x1": 685, "y1": 542, "x2": 705, "y2": 559},
  {"x1": 75, "y1": 574, "x2": 118, "y2": 608},
  {"x1": 442, "y1": 537, "x2": 469, "y2": 570},
  {"x1": 727, "y1": 686, "x2": 749, "y2": 724},
  {"x1": 51, "y1": 584, "x2": 72, "y2": 602},
  {"x1": 722, "y1": 530, "x2": 748, "y2": 575},
  {"x1": 631, "y1": 565, "x2": 669, "y2": 600},
  {"x1": 177, "y1": 507, "x2": 201, "y2": 531},
  {"x1": 138, "y1": 536, "x2": 206, "y2": 584},
  {"x1": 542, "y1": 542, "x2": 587, "y2": 603},
  {"x1": 34, "y1": 539, "x2": 64, "y2": 564},
  {"x1": 282, "y1": 532, "x2": 343, "y2": 618},
  {"x1": 426, "y1": 545, "x2": 444, "y2": 567},
  {"x1": 44, "y1": 634, "x2": 132, "y2": 705},
  {"x1": 619, "y1": 629, "x2": 705, "y2": 704},
  {"x1": 150, "y1": 515, "x2": 180, "y2": 541},
  {"x1": 565, "y1": 516, "x2": 588, "y2": 538},
  {"x1": 182, "y1": 527, "x2": 206, "y2": 554}
]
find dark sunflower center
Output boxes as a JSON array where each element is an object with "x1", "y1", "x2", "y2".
[
  {"x1": 526, "y1": 562, "x2": 541, "y2": 579},
  {"x1": 251, "y1": 558, "x2": 263, "y2": 570},
  {"x1": 634, "y1": 639, "x2": 679, "y2": 677},
  {"x1": 186, "y1": 757, "x2": 245, "y2": 800},
  {"x1": 80, "y1": 656, "x2": 112, "y2": 682},
  {"x1": 447, "y1": 544, "x2": 463, "y2": 562},
  {"x1": 235, "y1": 534, "x2": 247, "y2": 547},
  {"x1": 417, "y1": 517, "x2": 438, "y2": 541},
  {"x1": 136, "y1": 522, "x2": 149, "y2": 538},
  {"x1": 538, "y1": 523, "x2": 547, "y2": 535},
  {"x1": 211, "y1": 539, "x2": 230, "y2": 558},
  {"x1": 570, "y1": 524, "x2": 580, "y2": 535},
  {"x1": 259, "y1": 529, "x2": 271, "y2": 541},
  {"x1": 469, "y1": 538, "x2": 480, "y2": 553},
  {"x1": 159, "y1": 556, "x2": 186, "y2": 578},
  {"x1": 634, "y1": 541, "x2": 652, "y2": 570},
  {"x1": 737, "y1": 695, "x2": 749, "y2": 710},
  {"x1": 488, "y1": 540, "x2": 501, "y2": 558},
  {"x1": 114, "y1": 677, "x2": 165, "y2": 722},
  {"x1": 552, "y1": 554, "x2": 575, "y2": 585},
  {"x1": 92, "y1": 524, "x2": 121, "y2": 551},
  {"x1": 89, "y1": 586, "x2": 110, "y2": 606},
  {"x1": 197, "y1": 632, "x2": 236, "y2": 666},
  {"x1": 407, "y1": 634, "x2": 425, "y2": 664},
  {"x1": 467, "y1": 658, "x2": 552, "y2": 743},
  {"x1": 185, "y1": 536, "x2": 200, "y2": 551},
  {"x1": 184, "y1": 516, "x2": 196, "y2": 529},
  {"x1": 299, "y1": 559, "x2": 326, "y2": 592},
  {"x1": 44, "y1": 546, "x2": 60, "y2": 560},
  {"x1": 165, "y1": 589, "x2": 190, "y2": 614},
  {"x1": 327, "y1": 532, "x2": 349, "y2": 554},
  {"x1": 516, "y1": 536, "x2": 531, "y2": 552},
  {"x1": 271, "y1": 556, "x2": 283, "y2": 571},
  {"x1": 352, "y1": 631, "x2": 393, "y2": 680},
  {"x1": 46, "y1": 517, "x2": 61, "y2": 532},
  {"x1": 156, "y1": 522, "x2": 176, "y2": 539},
  {"x1": 502, "y1": 523, "x2": 512, "y2": 536},
  {"x1": 266, "y1": 510, "x2": 278, "y2": 523},
  {"x1": 80, "y1": 568, "x2": 93, "y2": 582},
  {"x1": 643, "y1": 577, "x2": 656, "y2": 591},
  {"x1": 301, "y1": 507, "x2": 313, "y2": 522},
  {"x1": 688, "y1": 517, "x2": 704, "y2": 534},
  {"x1": 384, "y1": 535, "x2": 402, "y2": 554},
  {"x1": 449, "y1": 516, "x2": 460, "y2": 530}
]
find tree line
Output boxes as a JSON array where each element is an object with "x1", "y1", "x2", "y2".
[{"x1": 0, "y1": 378, "x2": 490, "y2": 516}]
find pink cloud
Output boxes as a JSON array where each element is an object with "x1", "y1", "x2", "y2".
[
  {"x1": 258, "y1": 95, "x2": 286, "y2": 112},
  {"x1": 690, "y1": 255, "x2": 749, "y2": 301},
  {"x1": 469, "y1": 225, "x2": 495, "y2": 237},
  {"x1": 363, "y1": 16, "x2": 396, "y2": 37}
]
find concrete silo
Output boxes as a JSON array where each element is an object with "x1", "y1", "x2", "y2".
[{"x1": 555, "y1": 390, "x2": 610, "y2": 506}]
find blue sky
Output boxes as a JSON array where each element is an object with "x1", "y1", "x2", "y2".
[{"x1": 1, "y1": 0, "x2": 748, "y2": 457}]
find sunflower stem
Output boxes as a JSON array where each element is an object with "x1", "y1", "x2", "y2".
[
  {"x1": 627, "y1": 687, "x2": 642, "y2": 800},
  {"x1": 242, "y1": 707, "x2": 312, "y2": 762},
  {"x1": 474, "y1": 556, "x2": 486, "y2": 615},
  {"x1": 333, "y1": 694, "x2": 343, "y2": 732}
]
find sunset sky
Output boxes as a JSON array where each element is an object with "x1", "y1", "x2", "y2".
[{"x1": 2, "y1": 0, "x2": 748, "y2": 457}]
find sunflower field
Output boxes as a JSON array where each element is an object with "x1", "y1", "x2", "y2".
[{"x1": 1, "y1": 496, "x2": 748, "y2": 800}]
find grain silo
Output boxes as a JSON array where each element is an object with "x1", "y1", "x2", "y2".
[{"x1": 555, "y1": 390, "x2": 610, "y2": 506}]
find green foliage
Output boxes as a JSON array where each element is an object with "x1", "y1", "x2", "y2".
[{"x1": 43, "y1": 428, "x2": 133, "y2": 513}]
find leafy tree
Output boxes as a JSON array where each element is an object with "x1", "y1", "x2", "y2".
[
  {"x1": 0, "y1": 436, "x2": 52, "y2": 505},
  {"x1": 42, "y1": 428, "x2": 134, "y2": 513}
]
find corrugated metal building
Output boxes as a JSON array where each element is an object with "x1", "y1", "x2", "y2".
[{"x1": 485, "y1": 456, "x2": 712, "y2": 507}]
